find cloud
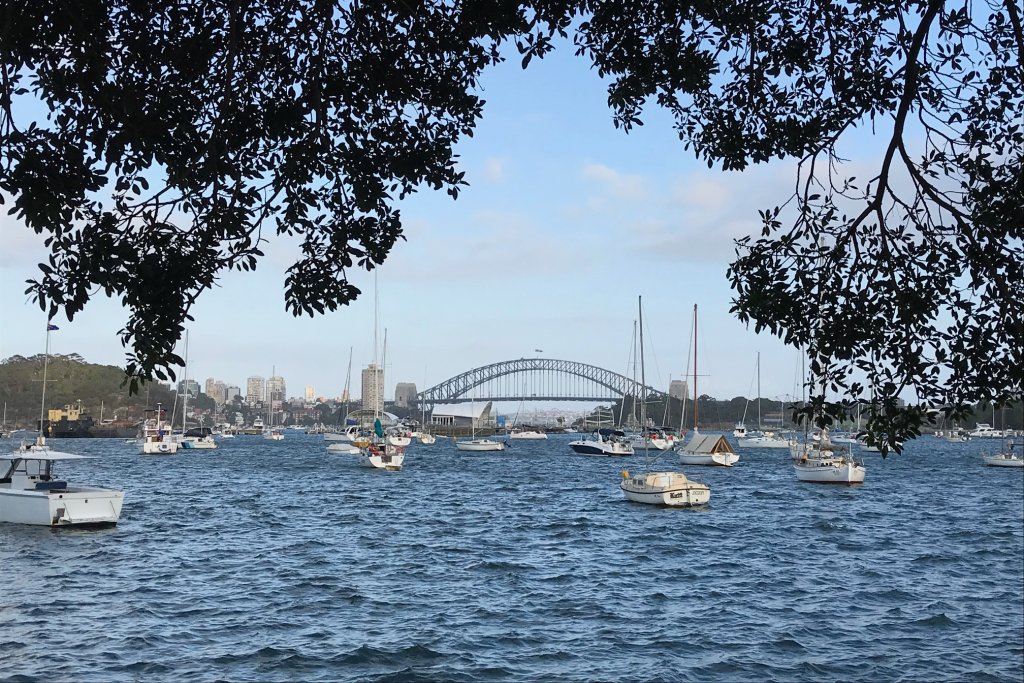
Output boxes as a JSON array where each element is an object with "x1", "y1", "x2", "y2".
[
  {"x1": 482, "y1": 158, "x2": 505, "y2": 183},
  {"x1": 580, "y1": 163, "x2": 648, "y2": 200}
]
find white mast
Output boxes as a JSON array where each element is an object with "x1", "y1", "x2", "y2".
[
  {"x1": 638, "y1": 296, "x2": 648, "y2": 463},
  {"x1": 181, "y1": 329, "x2": 190, "y2": 433},
  {"x1": 38, "y1": 322, "x2": 53, "y2": 445}
]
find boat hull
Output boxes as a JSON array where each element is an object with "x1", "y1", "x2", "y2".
[
  {"x1": 359, "y1": 450, "x2": 405, "y2": 470},
  {"x1": 139, "y1": 440, "x2": 177, "y2": 454},
  {"x1": 982, "y1": 455, "x2": 1024, "y2": 468},
  {"x1": 0, "y1": 486, "x2": 124, "y2": 526},
  {"x1": 620, "y1": 472, "x2": 711, "y2": 507},
  {"x1": 793, "y1": 460, "x2": 866, "y2": 484},
  {"x1": 569, "y1": 440, "x2": 633, "y2": 456},
  {"x1": 737, "y1": 436, "x2": 790, "y2": 449},
  {"x1": 509, "y1": 431, "x2": 548, "y2": 440},
  {"x1": 455, "y1": 440, "x2": 505, "y2": 452},
  {"x1": 678, "y1": 452, "x2": 739, "y2": 467}
]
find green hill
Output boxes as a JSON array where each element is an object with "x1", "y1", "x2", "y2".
[{"x1": 0, "y1": 354, "x2": 176, "y2": 428}]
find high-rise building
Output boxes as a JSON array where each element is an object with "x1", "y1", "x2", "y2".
[
  {"x1": 211, "y1": 380, "x2": 227, "y2": 405},
  {"x1": 246, "y1": 376, "x2": 265, "y2": 405},
  {"x1": 177, "y1": 378, "x2": 200, "y2": 397},
  {"x1": 394, "y1": 382, "x2": 417, "y2": 408},
  {"x1": 361, "y1": 364, "x2": 383, "y2": 414},
  {"x1": 225, "y1": 385, "x2": 241, "y2": 403},
  {"x1": 266, "y1": 375, "x2": 286, "y2": 402},
  {"x1": 669, "y1": 379, "x2": 689, "y2": 401},
  {"x1": 304, "y1": 386, "x2": 315, "y2": 402}
]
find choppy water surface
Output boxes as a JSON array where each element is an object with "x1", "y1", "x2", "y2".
[{"x1": 1, "y1": 433, "x2": 1021, "y2": 682}]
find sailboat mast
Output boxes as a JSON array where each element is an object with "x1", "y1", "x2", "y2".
[
  {"x1": 756, "y1": 350, "x2": 761, "y2": 430},
  {"x1": 39, "y1": 322, "x2": 52, "y2": 440},
  {"x1": 380, "y1": 328, "x2": 387, "y2": 421},
  {"x1": 638, "y1": 296, "x2": 647, "y2": 453},
  {"x1": 181, "y1": 329, "x2": 190, "y2": 432},
  {"x1": 692, "y1": 304, "x2": 698, "y2": 431}
]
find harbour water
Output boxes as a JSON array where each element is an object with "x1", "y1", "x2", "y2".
[{"x1": 2, "y1": 433, "x2": 1022, "y2": 682}]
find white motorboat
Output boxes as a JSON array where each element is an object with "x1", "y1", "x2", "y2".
[
  {"x1": 455, "y1": 438, "x2": 506, "y2": 452},
  {"x1": 138, "y1": 404, "x2": 178, "y2": 454},
  {"x1": 737, "y1": 430, "x2": 790, "y2": 449},
  {"x1": 969, "y1": 423, "x2": 1003, "y2": 439},
  {"x1": 2, "y1": 439, "x2": 124, "y2": 526},
  {"x1": 678, "y1": 433, "x2": 740, "y2": 467},
  {"x1": 569, "y1": 429, "x2": 633, "y2": 456},
  {"x1": 386, "y1": 429, "x2": 412, "y2": 447},
  {"x1": 177, "y1": 427, "x2": 217, "y2": 450},
  {"x1": 263, "y1": 428, "x2": 284, "y2": 441},
  {"x1": 509, "y1": 429, "x2": 548, "y2": 440},
  {"x1": 325, "y1": 425, "x2": 362, "y2": 442},
  {"x1": 627, "y1": 427, "x2": 680, "y2": 450},
  {"x1": 732, "y1": 422, "x2": 747, "y2": 438},
  {"x1": 620, "y1": 469, "x2": 711, "y2": 507},
  {"x1": 792, "y1": 431, "x2": 865, "y2": 484}
]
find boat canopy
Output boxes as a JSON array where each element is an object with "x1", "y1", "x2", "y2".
[
  {"x1": 682, "y1": 434, "x2": 736, "y2": 454},
  {"x1": 598, "y1": 428, "x2": 626, "y2": 437}
]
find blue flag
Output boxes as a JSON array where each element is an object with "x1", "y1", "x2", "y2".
[{"x1": 47, "y1": 324, "x2": 59, "y2": 330}]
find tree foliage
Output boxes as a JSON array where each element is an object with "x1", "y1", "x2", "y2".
[{"x1": 2, "y1": 0, "x2": 1021, "y2": 449}]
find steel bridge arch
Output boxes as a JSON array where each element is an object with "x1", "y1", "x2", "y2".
[{"x1": 418, "y1": 358, "x2": 667, "y2": 405}]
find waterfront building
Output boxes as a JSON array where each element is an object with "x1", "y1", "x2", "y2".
[
  {"x1": 431, "y1": 402, "x2": 495, "y2": 428},
  {"x1": 394, "y1": 382, "x2": 417, "y2": 408},
  {"x1": 361, "y1": 364, "x2": 384, "y2": 415}
]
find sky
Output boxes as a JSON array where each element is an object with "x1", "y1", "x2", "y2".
[{"x1": 0, "y1": 40, "x2": 881, "y2": 406}]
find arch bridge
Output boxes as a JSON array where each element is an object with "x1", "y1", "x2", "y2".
[{"x1": 417, "y1": 358, "x2": 667, "y2": 406}]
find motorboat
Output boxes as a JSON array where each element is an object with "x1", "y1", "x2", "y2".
[
  {"x1": 418, "y1": 432, "x2": 437, "y2": 445},
  {"x1": 2, "y1": 439, "x2": 124, "y2": 526},
  {"x1": 176, "y1": 427, "x2": 217, "y2": 450},
  {"x1": 678, "y1": 433, "x2": 739, "y2": 467},
  {"x1": 627, "y1": 426, "x2": 681, "y2": 450},
  {"x1": 262, "y1": 428, "x2": 284, "y2": 441},
  {"x1": 732, "y1": 422, "x2": 747, "y2": 438},
  {"x1": 324, "y1": 425, "x2": 361, "y2": 442},
  {"x1": 969, "y1": 423, "x2": 1003, "y2": 439},
  {"x1": 569, "y1": 429, "x2": 633, "y2": 456},
  {"x1": 138, "y1": 404, "x2": 178, "y2": 454},
  {"x1": 620, "y1": 469, "x2": 710, "y2": 507},
  {"x1": 386, "y1": 428, "x2": 412, "y2": 447},
  {"x1": 455, "y1": 438, "x2": 506, "y2": 452},
  {"x1": 509, "y1": 429, "x2": 548, "y2": 440},
  {"x1": 791, "y1": 431, "x2": 865, "y2": 484}
]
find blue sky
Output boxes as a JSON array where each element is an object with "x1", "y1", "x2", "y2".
[{"x1": 1, "y1": 42, "x2": 870, "y2": 405}]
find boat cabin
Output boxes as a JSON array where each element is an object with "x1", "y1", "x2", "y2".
[{"x1": 1, "y1": 455, "x2": 67, "y2": 491}]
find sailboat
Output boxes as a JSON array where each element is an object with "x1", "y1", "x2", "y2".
[
  {"x1": 508, "y1": 382, "x2": 547, "y2": 440},
  {"x1": 1, "y1": 403, "x2": 10, "y2": 438},
  {"x1": 791, "y1": 358, "x2": 866, "y2": 484},
  {"x1": 2, "y1": 321, "x2": 124, "y2": 526},
  {"x1": 677, "y1": 305, "x2": 739, "y2": 466},
  {"x1": 455, "y1": 390, "x2": 505, "y2": 452},
  {"x1": 982, "y1": 439, "x2": 1024, "y2": 467},
  {"x1": 418, "y1": 372, "x2": 437, "y2": 445},
  {"x1": 263, "y1": 366, "x2": 285, "y2": 441},
  {"x1": 174, "y1": 330, "x2": 217, "y2": 449},
  {"x1": 737, "y1": 352, "x2": 789, "y2": 449},
  {"x1": 357, "y1": 270, "x2": 406, "y2": 470},
  {"x1": 621, "y1": 297, "x2": 711, "y2": 507},
  {"x1": 381, "y1": 330, "x2": 412, "y2": 447}
]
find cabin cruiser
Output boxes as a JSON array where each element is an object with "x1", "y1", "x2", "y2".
[
  {"x1": 2, "y1": 438, "x2": 124, "y2": 526},
  {"x1": 569, "y1": 429, "x2": 633, "y2": 456}
]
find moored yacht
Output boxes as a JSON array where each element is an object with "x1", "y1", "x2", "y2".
[
  {"x1": 620, "y1": 469, "x2": 711, "y2": 507},
  {"x1": 138, "y1": 404, "x2": 178, "y2": 454},
  {"x1": 791, "y1": 431, "x2": 865, "y2": 484},
  {"x1": 982, "y1": 441, "x2": 1024, "y2": 468}
]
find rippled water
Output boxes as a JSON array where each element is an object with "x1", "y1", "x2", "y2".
[{"x1": 1, "y1": 433, "x2": 1022, "y2": 682}]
